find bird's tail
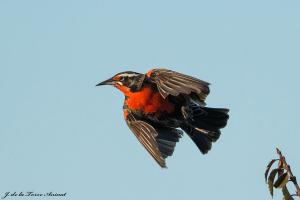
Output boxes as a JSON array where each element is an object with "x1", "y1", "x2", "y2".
[{"x1": 180, "y1": 106, "x2": 229, "y2": 154}]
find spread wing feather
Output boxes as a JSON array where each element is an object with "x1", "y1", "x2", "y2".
[
  {"x1": 125, "y1": 110, "x2": 182, "y2": 168},
  {"x1": 147, "y1": 68, "x2": 210, "y2": 101}
]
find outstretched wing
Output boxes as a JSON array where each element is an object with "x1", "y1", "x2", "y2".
[
  {"x1": 124, "y1": 110, "x2": 182, "y2": 168},
  {"x1": 146, "y1": 68, "x2": 210, "y2": 101}
]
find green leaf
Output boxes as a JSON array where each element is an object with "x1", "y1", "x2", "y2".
[
  {"x1": 268, "y1": 169, "x2": 279, "y2": 197},
  {"x1": 265, "y1": 159, "x2": 278, "y2": 183},
  {"x1": 274, "y1": 172, "x2": 289, "y2": 188},
  {"x1": 282, "y1": 186, "x2": 294, "y2": 200}
]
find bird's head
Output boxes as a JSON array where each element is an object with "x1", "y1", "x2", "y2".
[{"x1": 96, "y1": 71, "x2": 146, "y2": 93}]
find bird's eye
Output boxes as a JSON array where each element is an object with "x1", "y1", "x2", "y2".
[{"x1": 119, "y1": 76, "x2": 125, "y2": 81}]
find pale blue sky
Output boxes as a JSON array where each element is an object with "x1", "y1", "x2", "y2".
[{"x1": 1, "y1": 0, "x2": 300, "y2": 199}]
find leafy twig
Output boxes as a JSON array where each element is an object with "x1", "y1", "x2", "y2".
[
  {"x1": 265, "y1": 148, "x2": 300, "y2": 199},
  {"x1": 276, "y1": 148, "x2": 300, "y2": 197}
]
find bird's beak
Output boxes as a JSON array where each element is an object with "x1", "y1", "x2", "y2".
[{"x1": 95, "y1": 77, "x2": 115, "y2": 86}]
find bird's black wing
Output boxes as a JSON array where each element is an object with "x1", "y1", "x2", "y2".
[
  {"x1": 124, "y1": 110, "x2": 182, "y2": 168},
  {"x1": 146, "y1": 68, "x2": 210, "y2": 101}
]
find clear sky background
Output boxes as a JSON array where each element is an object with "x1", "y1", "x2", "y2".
[{"x1": 1, "y1": 0, "x2": 300, "y2": 200}]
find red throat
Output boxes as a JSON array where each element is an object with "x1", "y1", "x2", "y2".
[{"x1": 115, "y1": 84, "x2": 174, "y2": 115}]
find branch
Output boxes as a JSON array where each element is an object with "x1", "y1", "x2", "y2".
[{"x1": 276, "y1": 148, "x2": 300, "y2": 197}]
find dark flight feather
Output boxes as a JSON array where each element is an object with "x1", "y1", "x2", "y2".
[
  {"x1": 148, "y1": 68, "x2": 210, "y2": 101},
  {"x1": 125, "y1": 110, "x2": 182, "y2": 168}
]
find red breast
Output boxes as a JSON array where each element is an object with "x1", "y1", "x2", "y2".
[{"x1": 116, "y1": 84, "x2": 175, "y2": 115}]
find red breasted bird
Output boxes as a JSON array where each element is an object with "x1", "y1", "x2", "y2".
[{"x1": 96, "y1": 68, "x2": 229, "y2": 168}]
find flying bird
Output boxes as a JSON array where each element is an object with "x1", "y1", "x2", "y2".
[{"x1": 96, "y1": 68, "x2": 229, "y2": 168}]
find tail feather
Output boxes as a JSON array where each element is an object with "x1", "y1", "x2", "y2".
[
  {"x1": 182, "y1": 106, "x2": 229, "y2": 130},
  {"x1": 180, "y1": 125, "x2": 213, "y2": 154},
  {"x1": 181, "y1": 105, "x2": 229, "y2": 154},
  {"x1": 201, "y1": 107, "x2": 229, "y2": 130}
]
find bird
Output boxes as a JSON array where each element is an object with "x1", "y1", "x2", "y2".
[{"x1": 96, "y1": 68, "x2": 229, "y2": 168}]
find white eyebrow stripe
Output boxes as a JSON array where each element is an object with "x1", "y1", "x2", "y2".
[{"x1": 119, "y1": 73, "x2": 139, "y2": 77}]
